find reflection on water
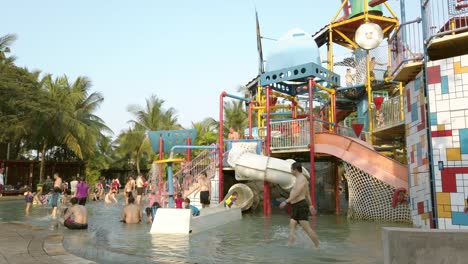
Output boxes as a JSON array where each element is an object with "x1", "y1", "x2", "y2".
[{"x1": 0, "y1": 199, "x2": 410, "y2": 264}]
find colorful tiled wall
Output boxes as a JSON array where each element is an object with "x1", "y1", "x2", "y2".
[
  {"x1": 427, "y1": 55, "x2": 468, "y2": 229},
  {"x1": 405, "y1": 71, "x2": 433, "y2": 228}
]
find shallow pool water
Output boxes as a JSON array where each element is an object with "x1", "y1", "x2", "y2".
[{"x1": 0, "y1": 198, "x2": 409, "y2": 264}]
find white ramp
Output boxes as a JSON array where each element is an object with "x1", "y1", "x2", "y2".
[{"x1": 150, "y1": 208, "x2": 192, "y2": 234}]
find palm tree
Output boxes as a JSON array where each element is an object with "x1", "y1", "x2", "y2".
[
  {"x1": 118, "y1": 95, "x2": 182, "y2": 174},
  {"x1": 36, "y1": 74, "x2": 110, "y2": 182},
  {"x1": 0, "y1": 34, "x2": 17, "y2": 65},
  {"x1": 224, "y1": 100, "x2": 248, "y2": 138},
  {"x1": 192, "y1": 117, "x2": 218, "y2": 146}
]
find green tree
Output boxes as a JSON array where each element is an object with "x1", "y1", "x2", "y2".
[
  {"x1": 224, "y1": 100, "x2": 248, "y2": 138},
  {"x1": 0, "y1": 34, "x2": 17, "y2": 65}
]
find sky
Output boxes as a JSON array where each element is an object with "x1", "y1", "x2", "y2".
[{"x1": 3, "y1": 0, "x2": 420, "y2": 137}]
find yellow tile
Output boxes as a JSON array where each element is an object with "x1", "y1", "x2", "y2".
[
  {"x1": 447, "y1": 148, "x2": 462, "y2": 161},
  {"x1": 413, "y1": 168, "x2": 419, "y2": 186},
  {"x1": 454, "y1": 61, "x2": 468, "y2": 74},
  {"x1": 444, "y1": 205, "x2": 452, "y2": 212},
  {"x1": 437, "y1": 192, "x2": 451, "y2": 205},
  {"x1": 420, "y1": 135, "x2": 425, "y2": 148},
  {"x1": 437, "y1": 124, "x2": 445, "y2": 131},
  {"x1": 437, "y1": 205, "x2": 452, "y2": 218},
  {"x1": 421, "y1": 212, "x2": 428, "y2": 220},
  {"x1": 412, "y1": 145, "x2": 416, "y2": 152}
]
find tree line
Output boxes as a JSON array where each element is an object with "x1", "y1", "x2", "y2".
[{"x1": 0, "y1": 34, "x2": 248, "y2": 185}]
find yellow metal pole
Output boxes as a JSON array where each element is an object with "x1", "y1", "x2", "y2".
[
  {"x1": 334, "y1": 29, "x2": 359, "y2": 49},
  {"x1": 328, "y1": 26, "x2": 333, "y2": 72},
  {"x1": 332, "y1": 0, "x2": 348, "y2": 22},
  {"x1": 363, "y1": 0, "x2": 369, "y2": 23},
  {"x1": 383, "y1": 2, "x2": 398, "y2": 20},
  {"x1": 366, "y1": 50, "x2": 373, "y2": 144},
  {"x1": 399, "y1": 82, "x2": 404, "y2": 121},
  {"x1": 387, "y1": 38, "x2": 392, "y2": 76},
  {"x1": 257, "y1": 85, "x2": 263, "y2": 137}
]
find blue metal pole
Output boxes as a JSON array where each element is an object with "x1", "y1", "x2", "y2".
[
  {"x1": 224, "y1": 93, "x2": 251, "y2": 103},
  {"x1": 167, "y1": 162, "x2": 174, "y2": 208},
  {"x1": 169, "y1": 145, "x2": 218, "y2": 159}
]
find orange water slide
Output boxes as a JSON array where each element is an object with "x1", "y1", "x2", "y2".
[{"x1": 315, "y1": 133, "x2": 408, "y2": 189}]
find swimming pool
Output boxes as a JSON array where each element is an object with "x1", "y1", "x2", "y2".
[{"x1": 0, "y1": 198, "x2": 409, "y2": 263}]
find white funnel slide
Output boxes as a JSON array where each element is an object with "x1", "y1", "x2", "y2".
[{"x1": 218, "y1": 183, "x2": 255, "y2": 211}]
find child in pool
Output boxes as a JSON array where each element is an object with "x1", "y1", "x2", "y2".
[
  {"x1": 174, "y1": 192, "x2": 184, "y2": 209},
  {"x1": 24, "y1": 190, "x2": 33, "y2": 216},
  {"x1": 224, "y1": 192, "x2": 238, "y2": 208}
]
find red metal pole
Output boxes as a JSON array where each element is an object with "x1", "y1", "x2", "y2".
[
  {"x1": 264, "y1": 86, "x2": 272, "y2": 216},
  {"x1": 158, "y1": 137, "x2": 163, "y2": 198},
  {"x1": 186, "y1": 137, "x2": 191, "y2": 162},
  {"x1": 307, "y1": 78, "x2": 316, "y2": 209},
  {"x1": 332, "y1": 92, "x2": 337, "y2": 133},
  {"x1": 248, "y1": 101, "x2": 253, "y2": 139},
  {"x1": 335, "y1": 161, "x2": 340, "y2": 215},
  {"x1": 218, "y1": 92, "x2": 226, "y2": 202}
]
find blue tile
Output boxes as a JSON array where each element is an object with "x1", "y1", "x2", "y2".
[
  {"x1": 441, "y1": 75, "x2": 449, "y2": 94},
  {"x1": 452, "y1": 212, "x2": 468, "y2": 225},
  {"x1": 411, "y1": 103, "x2": 419, "y2": 122},
  {"x1": 460, "y1": 129, "x2": 468, "y2": 154},
  {"x1": 414, "y1": 77, "x2": 421, "y2": 91},
  {"x1": 417, "y1": 142, "x2": 422, "y2": 166},
  {"x1": 429, "y1": 113, "x2": 438, "y2": 125}
]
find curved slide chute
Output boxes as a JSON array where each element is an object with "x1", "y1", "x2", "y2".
[{"x1": 314, "y1": 133, "x2": 408, "y2": 189}]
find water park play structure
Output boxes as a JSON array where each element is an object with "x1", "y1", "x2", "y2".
[{"x1": 147, "y1": 0, "x2": 468, "y2": 233}]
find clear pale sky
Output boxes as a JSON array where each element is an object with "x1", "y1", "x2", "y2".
[{"x1": 3, "y1": 0, "x2": 419, "y2": 136}]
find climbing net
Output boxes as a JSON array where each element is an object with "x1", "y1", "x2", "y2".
[
  {"x1": 343, "y1": 161, "x2": 411, "y2": 223},
  {"x1": 334, "y1": 44, "x2": 390, "y2": 88}
]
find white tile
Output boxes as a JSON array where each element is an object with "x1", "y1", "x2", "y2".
[
  {"x1": 451, "y1": 110, "x2": 465, "y2": 118},
  {"x1": 441, "y1": 63, "x2": 447, "y2": 71},
  {"x1": 442, "y1": 94, "x2": 450, "y2": 100},
  {"x1": 435, "y1": 83, "x2": 442, "y2": 95},
  {"x1": 462, "y1": 154, "x2": 468, "y2": 160},
  {"x1": 451, "y1": 192, "x2": 466, "y2": 205},
  {"x1": 461, "y1": 225, "x2": 468, "y2": 230},
  {"x1": 457, "y1": 174, "x2": 463, "y2": 180},
  {"x1": 458, "y1": 185, "x2": 464, "y2": 193},
  {"x1": 446, "y1": 124, "x2": 452, "y2": 130},
  {"x1": 450, "y1": 98, "x2": 467, "y2": 111},
  {"x1": 462, "y1": 73, "x2": 468, "y2": 86},
  {"x1": 435, "y1": 179, "x2": 442, "y2": 187},
  {"x1": 457, "y1": 180, "x2": 464, "y2": 188},
  {"x1": 452, "y1": 205, "x2": 459, "y2": 212},
  {"x1": 437, "y1": 111, "x2": 451, "y2": 123},
  {"x1": 445, "y1": 220, "x2": 461, "y2": 230},
  {"x1": 464, "y1": 174, "x2": 468, "y2": 180},
  {"x1": 450, "y1": 93, "x2": 457, "y2": 99},
  {"x1": 464, "y1": 179, "x2": 468, "y2": 186},
  {"x1": 452, "y1": 116, "x2": 466, "y2": 129},
  {"x1": 461, "y1": 54, "x2": 468, "y2": 66},
  {"x1": 459, "y1": 206, "x2": 466, "y2": 212},
  {"x1": 453, "y1": 129, "x2": 460, "y2": 136},
  {"x1": 436, "y1": 185, "x2": 442, "y2": 192},
  {"x1": 455, "y1": 85, "x2": 463, "y2": 92},
  {"x1": 454, "y1": 141, "x2": 460, "y2": 148},
  {"x1": 454, "y1": 56, "x2": 461, "y2": 62},
  {"x1": 448, "y1": 161, "x2": 455, "y2": 166},
  {"x1": 447, "y1": 58, "x2": 454, "y2": 64},
  {"x1": 438, "y1": 218, "x2": 446, "y2": 229},
  {"x1": 457, "y1": 92, "x2": 464, "y2": 98}
]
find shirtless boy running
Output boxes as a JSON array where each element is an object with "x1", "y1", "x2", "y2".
[
  {"x1": 198, "y1": 172, "x2": 211, "y2": 208},
  {"x1": 280, "y1": 162, "x2": 320, "y2": 248}
]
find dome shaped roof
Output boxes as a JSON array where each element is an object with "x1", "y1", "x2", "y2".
[{"x1": 265, "y1": 28, "x2": 321, "y2": 72}]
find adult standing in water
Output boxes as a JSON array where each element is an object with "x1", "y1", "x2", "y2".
[
  {"x1": 70, "y1": 176, "x2": 78, "y2": 197},
  {"x1": 125, "y1": 176, "x2": 135, "y2": 204},
  {"x1": 76, "y1": 177, "x2": 89, "y2": 206},
  {"x1": 122, "y1": 196, "x2": 142, "y2": 224},
  {"x1": 136, "y1": 173, "x2": 144, "y2": 205},
  {"x1": 53, "y1": 173, "x2": 62, "y2": 189},
  {"x1": 279, "y1": 162, "x2": 320, "y2": 248},
  {"x1": 198, "y1": 172, "x2": 211, "y2": 208}
]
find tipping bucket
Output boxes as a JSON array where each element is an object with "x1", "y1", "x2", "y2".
[{"x1": 349, "y1": 0, "x2": 383, "y2": 18}]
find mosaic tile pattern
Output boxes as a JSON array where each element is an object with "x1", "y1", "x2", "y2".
[
  {"x1": 427, "y1": 55, "x2": 468, "y2": 230},
  {"x1": 405, "y1": 72, "x2": 433, "y2": 229}
]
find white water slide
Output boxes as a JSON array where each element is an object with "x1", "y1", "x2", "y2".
[{"x1": 223, "y1": 142, "x2": 309, "y2": 211}]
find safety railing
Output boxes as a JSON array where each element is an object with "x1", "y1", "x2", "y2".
[
  {"x1": 390, "y1": 17, "x2": 424, "y2": 75},
  {"x1": 270, "y1": 118, "x2": 364, "y2": 150},
  {"x1": 423, "y1": 0, "x2": 468, "y2": 43},
  {"x1": 372, "y1": 95, "x2": 404, "y2": 131}
]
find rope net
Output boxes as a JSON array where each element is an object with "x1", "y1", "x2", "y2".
[
  {"x1": 335, "y1": 44, "x2": 390, "y2": 88},
  {"x1": 343, "y1": 161, "x2": 411, "y2": 223}
]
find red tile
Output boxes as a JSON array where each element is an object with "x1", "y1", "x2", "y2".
[
  {"x1": 445, "y1": 130, "x2": 452, "y2": 136},
  {"x1": 431, "y1": 131, "x2": 440, "y2": 137},
  {"x1": 411, "y1": 151, "x2": 415, "y2": 163},
  {"x1": 427, "y1": 65, "x2": 441, "y2": 84},
  {"x1": 406, "y1": 89, "x2": 411, "y2": 112},
  {"x1": 418, "y1": 105, "x2": 426, "y2": 131},
  {"x1": 417, "y1": 201, "x2": 424, "y2": 214},
  {"x1": 441, "y1": 172, "x2": 457, "y2": 192}
]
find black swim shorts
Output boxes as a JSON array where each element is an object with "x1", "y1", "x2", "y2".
[
  {"x1": 137, "y1": 187, "x2": 144, "y2": 195},
  {"x1": 64, "y1": 220, "x2": 88, "y2": 230},
  {"x1": 200, "y1": 191, "x2": 210, "y2": 204},
  {"x1": 291, "y1": 199, "x2": 309, "y2": 222}
]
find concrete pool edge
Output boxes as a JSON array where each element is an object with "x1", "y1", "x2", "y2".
[
  {"x1": 382, "y1": 227, "x2": 468, "y2": 264},
  {"x1": 0, "y1": 221, "x2": 95, "y2": 264}
]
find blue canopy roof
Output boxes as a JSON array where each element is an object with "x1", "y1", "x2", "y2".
[{"x1": 148, "y1": 129, "x2": 197, "y2": 154}]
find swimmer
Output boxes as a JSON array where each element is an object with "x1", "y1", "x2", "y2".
[
  {"x1": 136, "y1": 173, "x2": 145, "y2": 205},
  {"x1": 24, "y1": 190, "x2": 33, "y2": 216},
  {"x1": 198, "y1": 172, "x2": 211, "y2": 208},
  {"x1": 49, "y1": 187, "x2": 62, "y2": 219},
  {"x1": 124, "y1": 176, "x2": 135, "y2": 204},
  {"x1": 280, "y1": 162, "x2": 320, "y2": 248},
  {"x1": 184, "y1": 198, "x2": 200, "y2": 217},
  {"x1": 121, "y1": 195, "x2": 142, "y2": 224},
  {"x1": 61, "y1": 197, "x2": 88, "y2": 230}
]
